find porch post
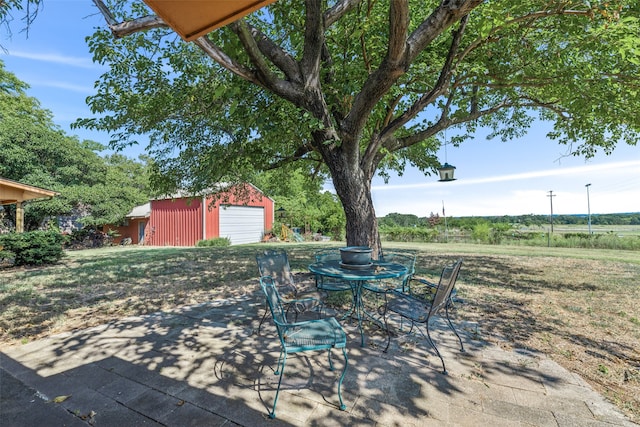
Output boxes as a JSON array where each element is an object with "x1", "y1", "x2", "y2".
[{"x1": 15, "y1": 201, "x2": 24, "y2": 233}]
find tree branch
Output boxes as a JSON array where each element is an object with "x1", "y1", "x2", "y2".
[
  {"x1": 245, "y1": 23, "x2": 302, "y2": 84},
  {"x1": 230, "y1": 21, "x2": 279, "y2": 87},
  {"x1": 381, "y1": 14, "x2": 470, "y2": 140},
  {"x1": 263, "y1": 144, "x2": 317, "y2": 170},
  {"x1": 397, "y1": 101, "x2": 511, "y2": 148},
  {"x1": 301, "y1": 0, "x2": 324, "y2": 89},
  {"x1": 191, "y1": 37, "x2": 260, "y2": 85},
  {"x1": 407, "y1": 0, "x2": 483, "y2": 62},
  {"x1": 229, "y1": 21, "x2": 302, "y2": 104},
  {"x1": 457, "y1": 8, "x2": 593, "y2": 66},
  {"x1": 342, "y1": 0, "x2": 409, "y2": 141},
  {"x1": 324, "y1": 0, "x2": 363, "y2": 27},
  {"x1": 387, "y1": 0, "x2": 410, "y2": 68},
  {"x1": 93, "y1": 0, "x2": 167, "y2": 38}
]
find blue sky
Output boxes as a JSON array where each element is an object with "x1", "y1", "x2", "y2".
[{"x1": 1, "y1": 1, "x2": 638, "y2": 218}]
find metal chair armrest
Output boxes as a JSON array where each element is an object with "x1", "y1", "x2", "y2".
[{"x1": 406, "y1": 276, "x2": 438, "y2": 300}]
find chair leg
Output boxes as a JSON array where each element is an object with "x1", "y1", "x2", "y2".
[
  {"x1": 317, "y1": 301, "x2": 324, "y2": 319},
  {"x1": 270, "y1": 350, "x2": 287, "y2": 419},
  {"x1": 445, "y1": 305, "x2": 465, "y2": 352},
  {"x1": 424, "y1": 322, "x2": 448, "y2": 375},
  {"x1": 274, "y1": 349, "x2": 285, "y2": 375},
  {"x1": 383, "y1": 312, "x2": 416, "y2": 353},
  {"x1": 337, "y1": 347, "x2": 348, "y2": 411},
  {"x1": 327, "y1": 348, "x2": 334, "y2": 371},
  {"x1": 258, "y1": 302, "x2": 270, "y2": 335},
  {"x1": 339, "y1": 290, "x2": 357, "y2": 321},
  {"x1": 382, "y1": 304, "x2": 391, "y2": 352}
]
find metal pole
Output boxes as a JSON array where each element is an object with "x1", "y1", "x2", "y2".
[
  {"x1": 547, "y1": 191, "x2": 555, "y2": 233},
  {"x1": 585, "y1": 183, "x2": 592, "y2": 235},
  {"x1": 442, "y1": 200, "x2": 448, "y2": 243}
]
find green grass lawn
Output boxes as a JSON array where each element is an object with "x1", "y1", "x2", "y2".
[{"x1": 1, "y1": 241, "x2": 639, "y2": 422}]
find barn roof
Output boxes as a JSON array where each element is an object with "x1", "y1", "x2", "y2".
[
  {"x1": 152, "y1": 183, "x2": 274, "y2": 203},
  {"x1": 125, "y1": 202, "x2": 151, "y2": 219}
]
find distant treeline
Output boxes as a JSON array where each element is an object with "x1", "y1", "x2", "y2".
[{"x1": 378, "y1": 212, "x2": 640, "y2": 228}]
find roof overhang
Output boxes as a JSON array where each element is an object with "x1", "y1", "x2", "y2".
[
  {"x1": 0, "y1": 177, "x2": 59, "y2": 205},
  {"x1": 126, "y1": 202, "x2": 151, "y2": 219},
  {"x1": 142, "y1": 0, "x2": 278, "y2": 41}
]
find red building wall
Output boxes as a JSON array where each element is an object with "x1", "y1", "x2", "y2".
[
  {"x1": 106, "y1": 219, "x2": 143, "y2": 245},
  {"x1": 146, "y1": 184, "x2": 274, "y2": 247},
  {"x1": 147, "y1": 198, "x2": 203, "y2": 246}
]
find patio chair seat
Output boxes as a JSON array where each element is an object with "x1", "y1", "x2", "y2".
[
  {"x1": 281, "y1": 317, "x2": 346, "y2": 351},
  {"x1": 385, "y1": 292, "x2": 430, "y2": 323}
]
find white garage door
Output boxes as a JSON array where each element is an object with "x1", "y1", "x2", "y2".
[{"x1": 219, "y1": 205, "x2": 265, "y2": 245}]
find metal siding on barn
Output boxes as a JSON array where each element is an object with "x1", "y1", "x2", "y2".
[
  {"x1": 218, "y1": 205, "x2": 264, "y2": 245},
  {"x1": 149, "y1": 199, "x2": 203, "y2": 246}
]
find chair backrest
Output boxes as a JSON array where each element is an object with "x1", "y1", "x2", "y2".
[
  {"x1": 256, "y1": 249, "x2": 297, "y2": 295},
  {"x1": 260, "y1": 276, "x2": 289, "y2": 331},
  {"x1": 381, "y1": 251, "x2": 416, "y2": 290},
  {"x1": 314, "y1": 249, "x2": 341, "y2": 262},
  {"x1": 429, "y1": 259, "x2": 463, "y2": 316}
]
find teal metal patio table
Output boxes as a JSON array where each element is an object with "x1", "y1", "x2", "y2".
[{"x1": 309, "y1": 259, "x2": 408, "y2": 347}]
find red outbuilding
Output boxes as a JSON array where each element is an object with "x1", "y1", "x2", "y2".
[{"x1": 109, "y1": 183, "x2": 274, "y2": 246}]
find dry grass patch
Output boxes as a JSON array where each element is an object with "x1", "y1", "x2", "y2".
[
  {"x1": 0, "y1": 243, "x2": 638, "y2": 422},
  {"x1": 447, "y1": 254, "x2": 640, "y2": 422}
]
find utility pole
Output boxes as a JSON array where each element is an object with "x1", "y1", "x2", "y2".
[
  {"x1": 547, "y1": 191, "x2": 556, "y2": 233},
  {"x1": 442, "y1": 200, "x2": 448, "y2": 243},
  {"x1": 585, "y1": 183, "x2": 592, "y2": 235}
]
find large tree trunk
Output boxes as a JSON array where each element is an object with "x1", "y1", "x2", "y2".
[{"x1": 327, "y1": 155, "x2": 382, "y2": 258}]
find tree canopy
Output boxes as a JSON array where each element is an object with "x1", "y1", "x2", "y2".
[
  {"x1": 10, "y1": 0, "x2": 638, "y2": 253},
  {"x1": 0, "y1": 60, "x2": 151, "y2": 230}
]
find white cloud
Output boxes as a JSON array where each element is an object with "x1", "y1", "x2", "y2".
[
  {"x1": 27, "y1": 78, "x2": 95, "y2": 94},
  {"x1": 371, "y1": 160, "x2": 640, "y2": 191},
  {"x1": 2, "y1": 50, "x2": 99, "y2": 69}
]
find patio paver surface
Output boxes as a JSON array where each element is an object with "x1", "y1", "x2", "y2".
[{"x1": 1, "y1": 292, "x2": 636, "y2": 426}]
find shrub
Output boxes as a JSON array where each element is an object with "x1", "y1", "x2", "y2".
[
  {"x1": 0, "y1": 248, "x2": 15, "y2": 267},
  {"x1": 379, "y1": 225, "x2": 438, "y2": 242},
  {"x1": 489, "y1": 223, "x2": 514, "y2": 244},
  {"x1": 196, "y1": 237, "x2": 231, "y2": 247},
  {"x1": 0, "y1": 230, "x2": 65, "y2": 266},
  {"x1": 471, "y1": 222, "x2": 491, "y2": 243},
  {"x1": 65, "y1": 227, "x2": 112, "y2": 249}
]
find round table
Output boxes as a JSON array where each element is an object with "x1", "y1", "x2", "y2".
[{"x1": 309, "y1": 260, "x2": 408, "y2": 346}]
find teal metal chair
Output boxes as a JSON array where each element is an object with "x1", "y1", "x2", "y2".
[
  {"x1": 256, "y1": 249, "x2": 324, "y2": 334},
  {"x1": 382, "y1": 259, "x2": 464, "y2": 375},
  {"x1": 362, "y1": 251, "x2": 416, "y2": 294},
  {"x1": 260, "y1": 276, "x2": 348, "y2": 419},
  {"x1": 313, "y1": 249, "x2": 354, "y2": 293},
  {"x1": 313, "y1": 249, "x2": 355, "y2": 316}
]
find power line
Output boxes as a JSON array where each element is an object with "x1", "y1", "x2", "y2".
[{"x1": 589, "y1": 176, "x2": 640, "y2": 194}]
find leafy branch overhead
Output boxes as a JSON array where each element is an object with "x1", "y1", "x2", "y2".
[
  {"x1": 70, "y1": 0, "x2": 640, "y2": 251},
  {"x1": 89, "y1": 0, "x2": 639, "y2": 164}
]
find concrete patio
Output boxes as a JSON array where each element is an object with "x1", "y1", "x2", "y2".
[{"x1": 1, "y1": 291, "x2": 636, "y2": 426}]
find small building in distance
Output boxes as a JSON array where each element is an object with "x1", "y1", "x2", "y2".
[{"x1": 107, "y1": 183, "x2": 274, "y2": 246}]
